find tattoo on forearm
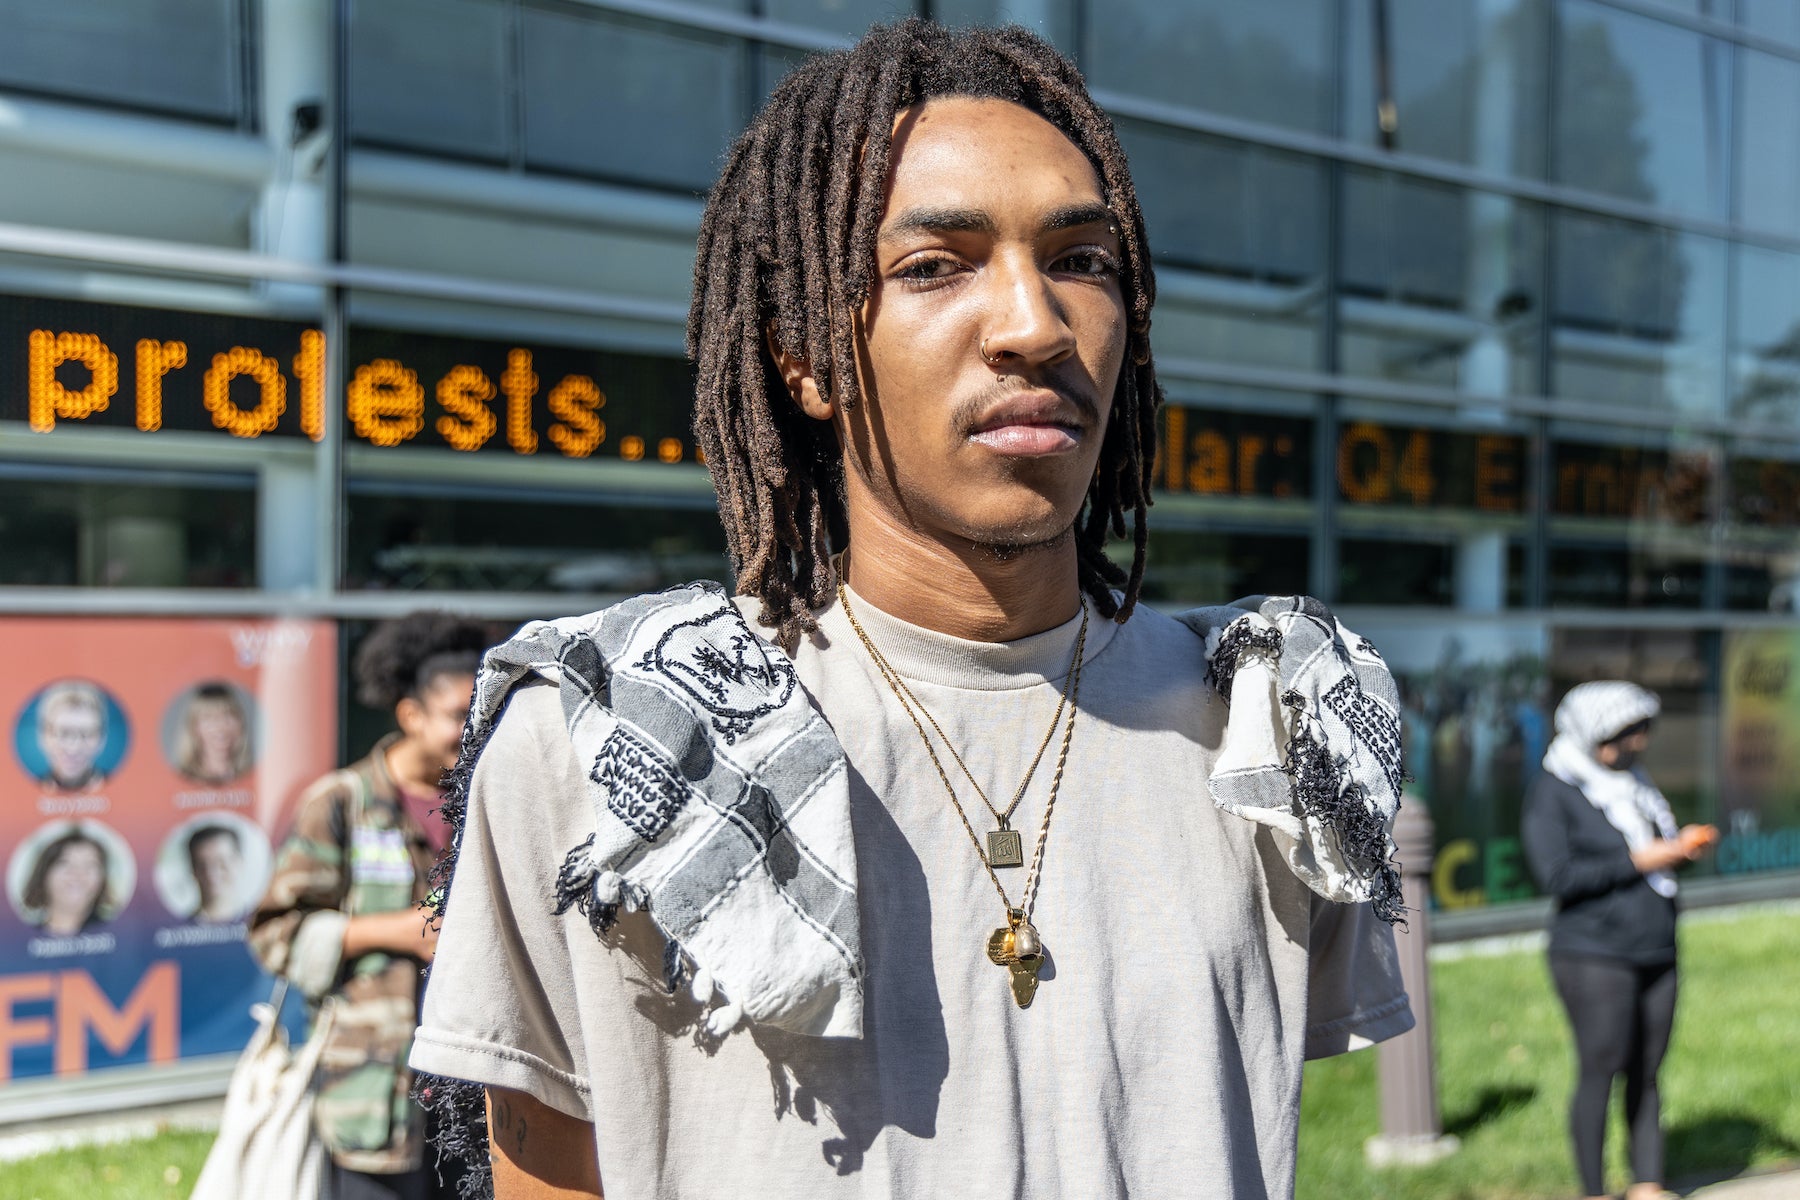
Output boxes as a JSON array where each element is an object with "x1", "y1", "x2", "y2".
[{"x1": 491, "y1": 1094, "x2": 528, "y2": 1156}]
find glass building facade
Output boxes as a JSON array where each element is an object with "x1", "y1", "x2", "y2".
[{"x1": 4, "y1": 0, "x2": 1800, "y2": 954}]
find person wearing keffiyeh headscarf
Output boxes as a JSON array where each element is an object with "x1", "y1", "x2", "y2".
[{"x1": 1522, "y1": 681, "x2": 1717, "y2": 1200}]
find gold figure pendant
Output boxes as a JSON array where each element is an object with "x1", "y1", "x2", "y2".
[{"x1": 985, "y1": 914, "x2": 1044, "y2": 1009}]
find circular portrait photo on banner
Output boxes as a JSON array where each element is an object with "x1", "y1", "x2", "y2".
[
  {"x1": 152, "y1": 813, "x2": 271, "y2": 925},
  {"x1": 161, "y1": 680, "x2": 258, "y2": 786},
  {"x1": 6, "y1": 819, "x2": 137, "y2": 936},
  {"x1": 14, "y1": 679, "x2": 131, "y2": 794}
]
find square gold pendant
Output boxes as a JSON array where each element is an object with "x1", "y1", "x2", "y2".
[{"x1": 986, "y1": 828, "x2": 1024, "y2": 868}]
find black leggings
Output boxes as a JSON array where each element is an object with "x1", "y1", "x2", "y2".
[{"x1": 1549, "y1": 955, "x2": 1678, "y2": 1195}]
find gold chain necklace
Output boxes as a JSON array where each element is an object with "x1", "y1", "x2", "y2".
[
  {"x1": 853, "y1": 605, "x2": 1079, "y2": 869},
  {"x1": 838, "y1": 583, "x2": 1088, "y2": 1009}
]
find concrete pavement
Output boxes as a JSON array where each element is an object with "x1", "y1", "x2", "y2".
[{"x1": 1684, "y1": 1170, "x2": 1800, "y2": 1198}]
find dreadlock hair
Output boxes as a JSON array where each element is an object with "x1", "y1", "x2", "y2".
[{"x1": 689, "y1": 18, "x2": 1163, "y2": 651}]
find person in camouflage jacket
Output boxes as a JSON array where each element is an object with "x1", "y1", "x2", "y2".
[{"x1": 250, "y1": 613, "x2": 490, "y2": 1200}]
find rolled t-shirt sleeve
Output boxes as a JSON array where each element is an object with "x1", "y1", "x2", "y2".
[
  {"x1": 1302, "y1": 892, "x2": 1415, "y2": 1059},
  {"x1": 410, "y1": 682, "x2": 595, "y2": 1121}
]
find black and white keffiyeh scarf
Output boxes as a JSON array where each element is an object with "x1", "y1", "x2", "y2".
[{"x1": 1180, "y1": 595, "x2": 1406, "y2": 924}]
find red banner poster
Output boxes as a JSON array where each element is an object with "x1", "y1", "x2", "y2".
[{"x1": 0, "y1": 616, "x2": 336, "y2": 1080}]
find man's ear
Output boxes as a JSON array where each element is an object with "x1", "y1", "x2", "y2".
[{"x1": 765, "y1": 328, "x2": 833, "y2": 421}]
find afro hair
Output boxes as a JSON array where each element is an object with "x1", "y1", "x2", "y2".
[{"x1": 352, "y1": 611, "x2": 494, "y2": 712}]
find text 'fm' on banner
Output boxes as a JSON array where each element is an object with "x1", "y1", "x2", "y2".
[{"x1": 0, "y1": 618, "x2": 335, "y2": 1081}]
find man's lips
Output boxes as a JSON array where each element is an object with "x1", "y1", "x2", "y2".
[{"x1": 967, "y1": 390, "x2": 1089, "y2": 456}]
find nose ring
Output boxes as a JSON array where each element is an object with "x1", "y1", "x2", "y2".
[{"x1": 980, "y1": 338, "x2": 1003, "y2": 366}]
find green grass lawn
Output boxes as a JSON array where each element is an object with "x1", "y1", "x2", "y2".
[
  {"x1": 0, "y1": 1128, "x2": 213, "y2": 1200},
  {"x1": 1297, "y1": 905, "x2": 1800, "y2": 1199},
  {"x1": 0, "y1": 907, "x2": 1794, "y2": 1200}
]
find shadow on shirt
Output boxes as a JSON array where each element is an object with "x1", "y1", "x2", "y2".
[{"x1": 607, "y1": 758, "x2": 948, "y2": 1176}]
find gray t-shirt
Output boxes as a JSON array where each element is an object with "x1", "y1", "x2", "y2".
[{"x1": 412, "y1": 593, "x2": 1412, "y2": 1199}]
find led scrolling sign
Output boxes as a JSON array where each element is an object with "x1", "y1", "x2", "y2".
[
  {"x1": 7, "y1": 297, "x2": 1796, "y2": 526},
  {"x1": 3, "y1": 296, "x2": 697, "y2": 463}
]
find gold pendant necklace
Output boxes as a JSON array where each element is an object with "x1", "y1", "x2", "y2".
[
  {"x1": 839, "y1": 582, "x2": 1087, "y2": 1009},
  {"x1": 842, "y1": 589, "x2": 1081, "y2": 869}
]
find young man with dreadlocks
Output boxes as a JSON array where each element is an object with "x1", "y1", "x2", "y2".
[{"x1": 411, "y1": 19, "x2": 1412, "y2": 1200}]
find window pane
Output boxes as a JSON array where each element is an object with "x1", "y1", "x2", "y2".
[
  {"x1": 0, "y1": 0, "x2": 242, "y2": 123},
  {"x1": 1738, "y1": 48, "x2": 1800, "y2": 238},
  {"x1": 0, "y1": 466, "x2": 255, "y2": 588},
  {"x1": 345, "y1": 487, "x2": 729, "y2": 594},
  {"x1": 1141, "y1": 528, "x2": 1310, "y2": 605},
  {"x1": 1087, "y1": 0, "x2": 1333, "y2": 134},
  {"x1": 1740, "y1": 0, "x2": 1800, "y2": 46},
  {"x1": 349, "y1": 0, "x2": 510, "y2": 161},
  {"x1": 1333, "y1": 402, "x2": 1534, "y2": 610},
  {"x1": 1339, "y1": 539, "x2": 1462, "y2": 606},
  {"x1": 1723, "y1": 451, "x2": 1800, "y2": 611},
  {"x1": 1341, "y1": 0, "x2": 1546, "y2": 176},
  {"x1": 1339, "y1": 171, "x2": 1543, "y2": 392},
  {"x1": 764, "y1": 0, "x2": 918, "y2": 38},
  {"x1": 1731, "y1": 244, "x2": 1800, "y2": 425},
  {"x1": 521, "y1": 10, "x2": 742, "y2": 191},
  {"x1": 1554, "y1": 0, "x2": 1730, "y2": 220},
  {"x1": 935, "y1": 0, "x2": 1076, "y2": 52},
  {"x1": 1547, "y1": 432, "x2": 1716, "y2": 608},
  {"x1": 1551, "y1": 213, "x2": 1725, "y2": 416},
  {"x1": 1121, "y1": 122, "x2": 1326, "y2": 371}
]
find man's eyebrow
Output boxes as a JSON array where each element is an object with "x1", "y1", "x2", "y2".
[
  {"x1": 876, "y1": 201, "x2": 1117, "y2": 243},
  {"x1": 879, "y1": 206, "x2": 997, "y2": 241},
  {"x1": 1041, "y1": 202, "x2": 1116, "y2": 233}
]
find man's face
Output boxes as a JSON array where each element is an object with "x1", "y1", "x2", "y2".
[
  {"x1": 42, "y1": 706, "x2": 104, "y2": 784},
  {"x1": 832, "y1": 96, "x2": 1128, "y2": 551},
  {"x1": 190, "y1": 834, "x2": 241, "y2": 906},
  {"x1": 398, "y1": 673, "x2": 476, "y2": 773}
]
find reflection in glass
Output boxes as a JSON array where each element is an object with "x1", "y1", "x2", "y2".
[
  {"x1": 1120, "y1": 122, "x2": 1325, "y2": 371},
  {"x1": 1547, "y1": 434, "x2": 1714, "y2": 609},
  {"x1": 1339, "y1": 538, "x2": 1459, "y2": 606},
  {"x1": 1731, "y1": 244, "x2": 1800, "y2": 425},
  {"x1": 349, "y1": 0, "x2": 511, "y2": 161},
  {"x1": 345, "y1": 487, "x2": 730, "y2": 594},
  {"x1": 0, "y1": 0, "x2": 244, "y2": 124},
  {"x1": 1551, "y1": 213, "x2": 1725, "y2": 415},
  {"x1": 1554, "y1": 0, "x2": 1729, "y2": 220},
  {"x1": 1550, "y1": 627, "x2": 1716, "y2": 827},
  {"x1": 1086, "y1": 0, "x2": 1333, "y2": 134},
  {"x1": 1723, "y1": 452, "x2": 1800, "y2": 612},
  {"x1": 935, "y1": 0, "x2": 1074, "y2": 51},
  {"x1": 1736, "y1": 48, "x2": 1800, "y2": 240},
  {"x1": 1342, "y1": 0, "x2": 1546, "y2": 176},
  {"x1": 522, "y1": 11, "x2": 742, "y2": 191},
  {"x1": 0, "y1": 468, "x2": 256, "y2": 589},
  {"x1": 1547, "y1": 543, "x2": 1707, "y2": 608},
  {"x1": 766, "y1": 0, "x2": 919, "y2": 38},
  {"x1": 1140, "y1": 528, "x2": 1309, "y2": 604},
  {"x1": 1339, "y1": 170, "x2": 1542, "y2": 392},
  {"x1": 1740, "y1": 0, "x2": 1800, "y2": 46}
]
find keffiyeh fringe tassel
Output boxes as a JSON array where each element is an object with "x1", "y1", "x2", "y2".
[
  {"x1": 1278, "y1": 689, "x2": 1406, "y2": 925},
  {"x1": 414, "y1": 1072, "x2": 492, "y2": 1200}
]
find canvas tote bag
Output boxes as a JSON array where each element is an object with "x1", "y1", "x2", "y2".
[
  {"x1": 193, "y1": 768, "x2": 381, "y2": 1200},
  {"x1": 191, "y1": 976, "x2": 337, "y2": 1200}
]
